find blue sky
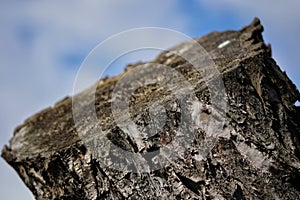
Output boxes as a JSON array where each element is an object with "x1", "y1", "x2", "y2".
[{"x1": 1, "y1": 1, "x2": 299, "y2": 199}]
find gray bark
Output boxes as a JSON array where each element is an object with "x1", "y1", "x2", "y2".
[{"x1": 2, "y1": 18, "x2": 300, "y2": 199}]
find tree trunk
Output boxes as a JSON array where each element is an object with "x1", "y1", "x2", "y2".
[{"x1": 2, "y1": 18, "x2": 300, "y2": 199}]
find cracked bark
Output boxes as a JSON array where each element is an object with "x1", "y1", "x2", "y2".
[{"x1": 2, "y1": 18, "x2": 300, "y2": 199}]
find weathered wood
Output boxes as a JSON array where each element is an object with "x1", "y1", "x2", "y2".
[{"x1": 2, "y1": 18, "x2": 300, "y2": 199}]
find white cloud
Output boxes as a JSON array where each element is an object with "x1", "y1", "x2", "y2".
[{"x1": 0, "y1": 0, "x2": 188, "y2": 132}]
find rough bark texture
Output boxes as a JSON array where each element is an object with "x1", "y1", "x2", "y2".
[{"x1": 2, "y1": 18, "x2": 300, "y2": 199}]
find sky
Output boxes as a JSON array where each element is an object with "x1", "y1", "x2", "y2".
[{"x1": 0, "y1": 1, "x2": 299, "y2": 199}]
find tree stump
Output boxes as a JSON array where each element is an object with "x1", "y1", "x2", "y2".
[{"x1": 2, "y1": 18, "x2": 300, "y2": 199}]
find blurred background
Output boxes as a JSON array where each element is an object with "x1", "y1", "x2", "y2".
[{"x1": 0, "y1": 1, "x2": 299, "y2": 199}]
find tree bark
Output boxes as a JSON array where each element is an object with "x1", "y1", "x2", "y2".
[{"x1": 2, "y1": 18, "x2": 300, "y2": 199}]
